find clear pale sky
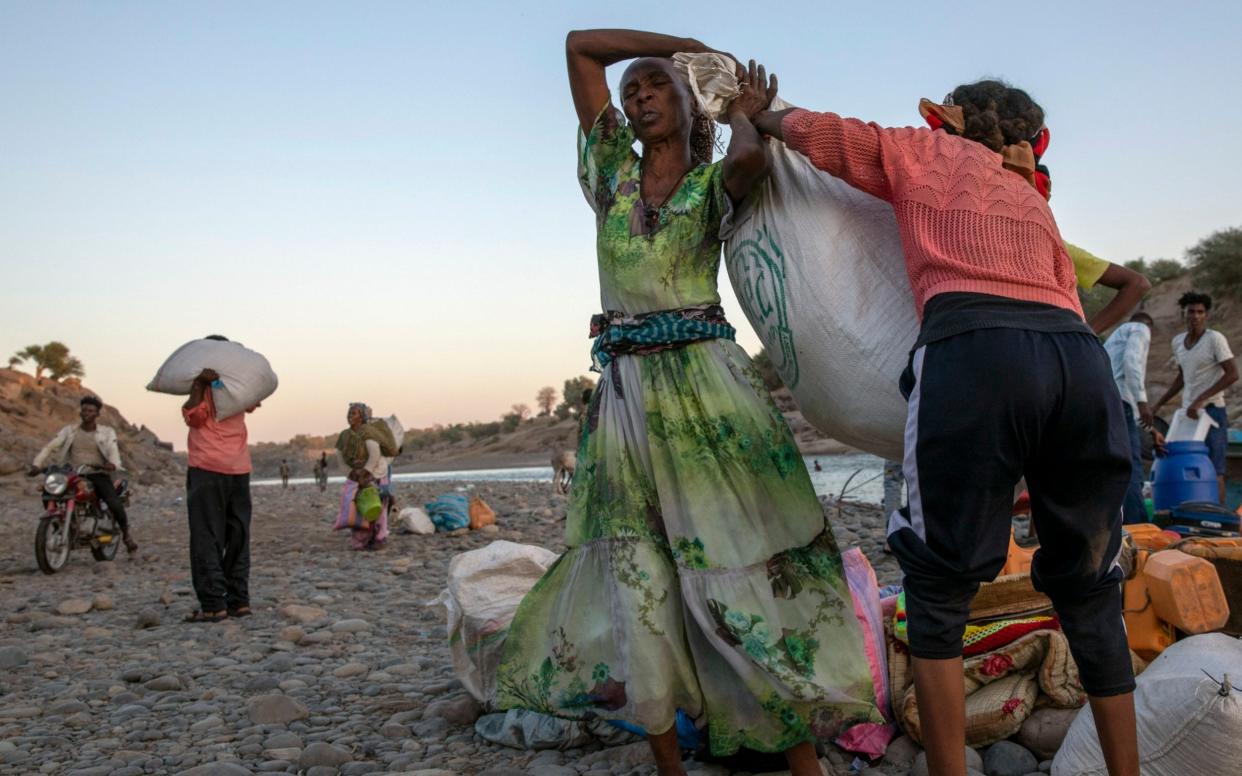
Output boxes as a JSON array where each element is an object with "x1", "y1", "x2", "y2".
[{"x1": 2, "y1": 1, "x2": 1239, "y2": 447}]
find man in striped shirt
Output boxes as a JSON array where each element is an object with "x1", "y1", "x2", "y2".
[{"x1": 1103, "y1": 312, "x2": 1154, "y2": 523}]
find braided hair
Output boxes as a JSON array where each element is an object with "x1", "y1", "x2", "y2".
[
  {"x1": 949, "y1": 80, "x2": 1045, "y2": 153},
  {"x1": 690, "y1": 107, "x2": 717, "y2": 166}
]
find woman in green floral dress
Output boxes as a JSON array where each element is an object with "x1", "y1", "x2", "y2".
[{"x1": 497, "y1": 29, "x2": 880, "y2": 775}]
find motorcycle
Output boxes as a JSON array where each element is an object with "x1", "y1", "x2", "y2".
[{"x1": 31, "y1": 464, "x2": 130, "y2": 574}]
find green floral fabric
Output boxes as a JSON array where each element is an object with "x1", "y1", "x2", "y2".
[
  {"x1": 578, "y1": 103, "x2": 731, "y2": 315},
  {"x1": 495, "y1": 103, "x2": 881, "y2": 755}
]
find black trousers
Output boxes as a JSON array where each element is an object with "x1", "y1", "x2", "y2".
[
  {"x1": 887, "y1": 328, "x2": 1136, "y2": 697},
  {"x1": 186, "y1": 467, "x2": 251, "y2": 612},
  {"x1": 85, "y1": 473, "x2": 129, "y2": 532}
]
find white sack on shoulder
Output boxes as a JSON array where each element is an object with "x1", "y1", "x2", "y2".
[
  {"x1": 382, "y1": 415, "x2": 406, "y2": 450},
  {"x1": 672, "y1": 52, "x2": 741, "y2": 122},
  {"x1": 676, "y1": 54, "x2": 916, "y2": 459},
  {"x1": 147, "y1": 338, "x2": 279, "y2": 422}
]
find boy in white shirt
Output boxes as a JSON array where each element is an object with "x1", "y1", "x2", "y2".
[{"x1": 1153, "y1": 291, "x2": 1239, "y2": 502}]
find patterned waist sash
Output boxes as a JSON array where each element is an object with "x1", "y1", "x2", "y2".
[{"x1": 589, "y1": 304, "x2": 736, "y2": 371}]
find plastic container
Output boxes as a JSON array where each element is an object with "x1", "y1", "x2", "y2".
[
  {"x1": 1176, "y1": 538, "x2": 1242, "y2": 635},
  {"x1": 1124, "y1": 523, "x2": 1179, "y2": 552},
  {"x1": 1166, "y1": 408, "x2": 1219, "y2": 442},
  {"x1": 1143, "y1": 549, "x2": 1230, "y2": 634},
  {"x1": 1123, "y1": 550, "x2": 1175, "y2": 661},
  {"x1": 1152, "y1": 441, "x2": 1218, "y2": 510},
  {"x1": 1002, "y1": 527, "x2": 1036, "y2": 575},
  {"x1": 355, "y1": 486, "x2": 383, "y2": 523},
  {"x1": 1164, "y1": 502, "x2": 1241, "y2": 537}
]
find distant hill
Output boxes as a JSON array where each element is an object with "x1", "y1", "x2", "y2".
[{"x1": 0, "y1": 368, "x2": 182, "y2": 483}]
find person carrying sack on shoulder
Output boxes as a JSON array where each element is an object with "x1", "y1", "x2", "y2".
[
  {"x1": 757, "y1": 81, "x2": 1140, "y2": 775},
  {"x1": 181, "y1": 335, "x2": 259, "y2": 624},
  {"x1": 333, "y1": 403, "x2": 395, "y2": 551}
]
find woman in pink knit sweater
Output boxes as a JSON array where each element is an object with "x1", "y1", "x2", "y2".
[{"x1": 756, "y1": 83, "x2": 1140, "y2": 776}]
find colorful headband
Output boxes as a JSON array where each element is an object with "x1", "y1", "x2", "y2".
[{"x1": 919, "y1": 98, "x2": 1053, "y2": 200}]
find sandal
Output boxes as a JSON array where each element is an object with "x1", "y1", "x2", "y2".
[
  {"x1": 227, "y1": 606, "x2": 252, "y2": 618},
  {"x1": 184, "y1": 610, "x2": 227, "y2": 623}
]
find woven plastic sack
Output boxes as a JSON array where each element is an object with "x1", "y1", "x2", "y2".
[
  {"x1": 396, "y1": 506, "x2": 434, "y2": 535},
  {"x1": 430, "y1": 541, "x2": 559, "y2": 703},
  {"x1": 147, "y1": 338, "x2": 279, "y2": 421},
  {"x1": 426, "y1": 492, "x2": 470, "y2": 532},
  {"x1": 676, "y1": 54, "x2": 915, "y2": 459},
  {"x1": 381, "y1": 414, "x2": 405, "y2": 452},
  {"x1": 1053, "y1": 633, "x2": 1242, "y2": 775}
]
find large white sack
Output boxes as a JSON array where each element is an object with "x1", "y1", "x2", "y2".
[
  {"x1": 1052, "y1": 633, "x2": 1242, "y2": 775},
  {"x1": 676, "y1": 55, "x2": 917, "y2": 459},
  {"x1": 725, "y1": 97, "x2": 915, "y2": 460},
  {"x1": 429, "y1": 541, "x2": 558, "y2": 703},
  {"x1": 147, "y1": 338, "x2": 278, "y2": 421},
  {"x1": 396, "y1": 506, "x2": 434, "y2": 535},
  {"x1": 382, "y1": 414, "x2": 405, "y2": 451}
]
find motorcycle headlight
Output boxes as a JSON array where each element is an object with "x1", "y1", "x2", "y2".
[{"x1": 44, "y1": 473, "x2": 68, "y2": 496}]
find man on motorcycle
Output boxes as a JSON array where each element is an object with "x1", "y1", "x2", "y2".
[{"x1": 29, "y1": 395, "x2": 139, "y2": 553}]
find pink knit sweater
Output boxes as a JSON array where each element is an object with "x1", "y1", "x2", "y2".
[{"x1": 782, "y1": 109, "x2": 1084, "y2": 320}]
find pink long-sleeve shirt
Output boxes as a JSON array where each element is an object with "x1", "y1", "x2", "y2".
[
  {"x1": 781, "y1": 109, "x2": 1084, "y2": 321},
  {"x1": 183, "y1": 387, "x2": 251, "y2": 475}
]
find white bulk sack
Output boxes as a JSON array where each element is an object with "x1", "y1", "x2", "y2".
[
  {"x1": 678, "y1": 55, "x2": 916, "y2": 459},
  {"x1": 147, "y1": 338, "x2": 278, "y2": 421},
  {"x1": 1052, "y1": 633, "x2": 1242, "y2": 775},
  {"x1": 429, "y1": 541, "x2": 558, "y2": 703},
  {"x1": 726, "y1": 100, "x2": 916, "y2": 460},
  {"x1": 396, "y1": 506, "x2": 434, "y2": 535},
  {"x1": 382, "y1": 415, "x2": 405, "y2": 451}
]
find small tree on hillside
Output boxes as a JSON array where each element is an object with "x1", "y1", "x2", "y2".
[
  {"x1": 1188, "y1": 227, "x2": 1242, "y2": 301},
  {"x1": 10, "y1": 341, "x2": 84, "y2": 381},
  {"x1": 511, "y1": 403, "x2": 531, "y2": 421},
  {"x1": 1125, "y1": 257, "x2": 1184, "y2": 285},
  {"x1": 555, "y1": 376, "x2": 595, "y2": 420},
  {"x1": 50, "y1": 356, "x2": 85, "y2": 381},
  {"x1": 536, "y1": 386, "x2": 557, "y2": 416}
]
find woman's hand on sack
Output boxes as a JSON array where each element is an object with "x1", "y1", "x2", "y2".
[{"x1": 726, "y1": 59, "x2": 777, "y2": 120}]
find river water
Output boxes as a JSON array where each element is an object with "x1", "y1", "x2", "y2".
[{"x1": 258, "y1": 453, "x2": 888, "y2": 505}]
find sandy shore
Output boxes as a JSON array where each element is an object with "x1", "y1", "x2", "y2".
[{"x1": 0, "y1": 477, "x2": 902, "y2": 775}]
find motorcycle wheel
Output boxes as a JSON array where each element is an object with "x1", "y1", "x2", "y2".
[
  {"x1": 35, "y1": 516, "x2": 70, "y2": 574},
  {"x1": 90, "y1": 533, "x2": 120, "y2": 562}
]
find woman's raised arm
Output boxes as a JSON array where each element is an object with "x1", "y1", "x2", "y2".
[
  {"x1": 722, "y1": 60, "x2": 778, "y2": 203},
  {"x1": 566, "y1": 29, "x2": 710, "y2": 133}
]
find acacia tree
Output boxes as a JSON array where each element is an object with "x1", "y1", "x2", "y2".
[
  {"x1": 10, "y1": 342, "x2": 84, "y2": 381},
  {"x1": 1188, "y1": 227, "x2": 1242, "y2": 301},
  {"x1": 555, "y1": 376, "x2": 596, "y2": 419},
  {"x1": 511, "y1": 403, "x2": 531, "y2": 421},
  {"x1": 536, "y1": 386, "x2": 557, "y2": 416}
]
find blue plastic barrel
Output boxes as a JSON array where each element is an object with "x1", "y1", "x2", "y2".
[{"x1": 1152, "y1": 441, "x2": 1218, "y2": 510}]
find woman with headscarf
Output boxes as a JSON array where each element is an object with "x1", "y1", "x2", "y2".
[
  {"x1": 495, "y1": 30, "x2": 881, "y2": 776},
  {"x1": 333, "y1": 402, "x2": 391, "y2": 551}
]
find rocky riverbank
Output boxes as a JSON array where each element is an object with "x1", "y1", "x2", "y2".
[{"x1": 0, "y1": 478, "x2": 905, "y2": 776}]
